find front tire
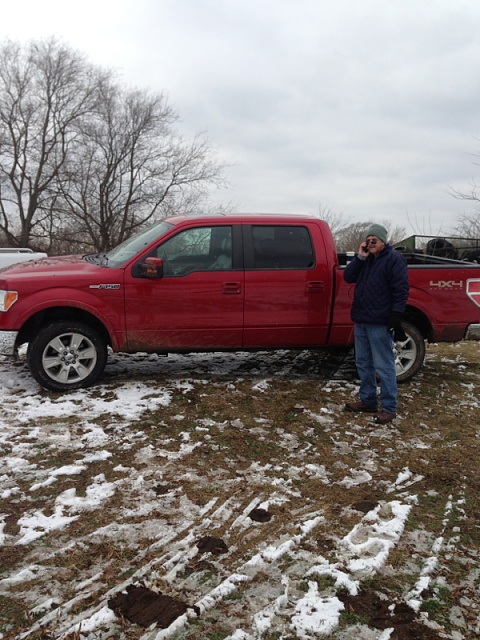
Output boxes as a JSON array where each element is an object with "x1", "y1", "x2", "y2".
[
  {"x1": 394, "y1": 321, "x2": 425, "y2": 383},
  {"x1": 27, "y1": 321, "x2": 107, "y2": 392}
]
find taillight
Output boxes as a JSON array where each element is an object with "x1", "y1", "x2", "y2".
[{"x1": 466, "y1": 279, "x2": 480, "y2": 308}]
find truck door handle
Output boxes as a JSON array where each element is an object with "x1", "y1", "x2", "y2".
[
  {"x1": 222, "y1": 282, "x2": 242, "y2": 295},
  {"x1": 306, "y1": 281, "x2": 325, "y2": 293}
]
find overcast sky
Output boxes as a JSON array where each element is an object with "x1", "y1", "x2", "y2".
[{"x1": 2, "y1": 0, "x2": 480, "y2": 235}]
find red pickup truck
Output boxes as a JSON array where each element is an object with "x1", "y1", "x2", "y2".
[{"x1": 1, "y1": 214, "x2": 480, "y2": 391}]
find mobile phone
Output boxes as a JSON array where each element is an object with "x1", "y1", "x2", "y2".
[{"x1": 362, "y1": 244, "x2": 369, "y2": 254}]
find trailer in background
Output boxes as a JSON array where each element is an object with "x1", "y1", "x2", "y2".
[{"x1": 394, "y1": 235, "x2": 480, "y2": 262}]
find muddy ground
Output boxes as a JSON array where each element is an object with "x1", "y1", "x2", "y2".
[{"x1": 0, "y1": 342, "x2": 479, "y2": 639}]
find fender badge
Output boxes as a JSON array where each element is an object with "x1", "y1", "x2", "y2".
[{"x1": 89, "y1": 284, "x2": 121, "y2": 290}]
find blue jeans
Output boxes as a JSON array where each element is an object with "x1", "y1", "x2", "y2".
[{"x1": 354, "y1": 323, "x2": 397, "y2": 414}]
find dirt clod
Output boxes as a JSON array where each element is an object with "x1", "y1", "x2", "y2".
[
  {"x1": 108, "y1": 584, "x2": 189, "y2": 628},
  {"x1": 196, "y1": 535, "x2": 229, "y2": 554},
  {"x1": 339, "y1": 592, "x2": 443, "y2": 640},
  {"x1": 249, "y1": 507, "x2": 272, "y2": 522},
  {"x1": 155, "y1": 483, "x2": 174, "y2": 495},
  {"x1": 352, "y1": 500, "x2": 379, "y2": 513}
]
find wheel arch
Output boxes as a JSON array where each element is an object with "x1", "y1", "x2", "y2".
[
  {"x1": 17, "y1": 307, "x2": 112, "y2": 351},
  {"x1": 403, "y1": 305, "x2": 433, "y2": 341}
]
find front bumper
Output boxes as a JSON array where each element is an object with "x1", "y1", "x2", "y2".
[
  {"x1": 0, "y1": 330, "x2": 18, "y2": 358},
  {"x1": 465, "y1": 323, "x2": 480, "y2": 340}
]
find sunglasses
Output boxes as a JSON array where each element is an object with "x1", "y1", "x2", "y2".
[{"x1": 365, "y1": 239, "x2": 378, "y2": 245}]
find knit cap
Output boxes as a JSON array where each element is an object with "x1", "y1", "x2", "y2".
[{"x1": 366, "y1": 223, "x2": 388, "y2": 243}]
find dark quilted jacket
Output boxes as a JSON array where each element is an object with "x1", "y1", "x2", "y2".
[{"x1": 343, "y1": 245, "x2": 409, "y2": 325}]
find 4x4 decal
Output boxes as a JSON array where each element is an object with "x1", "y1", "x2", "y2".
[{"x1": 429, "y1": 280, "x2": 463, "y2": 289}]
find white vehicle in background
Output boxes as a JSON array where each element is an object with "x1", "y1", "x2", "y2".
[{"x1": 0, "y1": 248, "x2": 48, "y2": 269}]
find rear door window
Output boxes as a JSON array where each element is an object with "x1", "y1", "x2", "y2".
[{"x1": 249, "y1": 225, "x2": 315, "y2": 269}]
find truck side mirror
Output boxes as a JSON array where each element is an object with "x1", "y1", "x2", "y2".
[{"x1": 139, "y1": 257, "x2": 164, "y2": 279}]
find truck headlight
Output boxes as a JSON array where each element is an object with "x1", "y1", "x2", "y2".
[{"x1": 0, "y1": 290, "x2": 18, "y2": 312}]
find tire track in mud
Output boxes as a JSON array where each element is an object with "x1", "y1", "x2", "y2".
[
  {"x1": 23, "y1": 488, "x2": 315, "y2": 637},
  {"x1": 3, "y1": 346, "x2": 479, "y2": 639},
  {"x1": 4, "y1": 398, "x2": 441, "y2": 639},
  {"x1": 56, "y1": 499, "x2": 416, "y2": 639},
  {"x1": 30, "y1": 470, "x2": 431, "y2": 640}
]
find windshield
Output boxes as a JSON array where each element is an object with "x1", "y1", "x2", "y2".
[{"x1": 96, "y1": 221, "x2": 174, "y2": 268}]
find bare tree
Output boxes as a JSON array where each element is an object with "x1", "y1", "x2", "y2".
[
  {"x1": 450, "y1": 184, "x2": 480, "y2": 237},
  {"x1": 455, "y1": 212, "x2": 480, "y2": 237},
  {"x1": 316, "y1": 206, "x2": 406, "y2": 251},
  {"x1": 0, "y1": 38, "x2": 226, "y2": 253},
  {"x1": 334, "y1": 221, "x2": 373, "y2": 251},
  {"x1": 315, "y1": 205, "x2": 351, "y2": 238},
  {"x1": 405, "y1": 211, "x2": 448, "y2": 237},
  {"x1": 53, "y1": 82, "x2": 225, "y2": 252},
  {"x1": 448, "y1": 137, "x2": 480, "y2": 238},
  {"x1": 0, "y1": 38, "x2": 110, "y2": 249}
]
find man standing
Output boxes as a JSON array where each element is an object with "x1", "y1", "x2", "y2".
[{"x1": 343, "y1": 223, "x2": 409, "y2": 424}]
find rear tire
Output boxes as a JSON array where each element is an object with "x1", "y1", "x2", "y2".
[
  {"x1": 394, "y1": 321, "x2": 425, "y2": 382},
  {"x1": 27, "y1": 321, "x2": 107, "y2": 392}
]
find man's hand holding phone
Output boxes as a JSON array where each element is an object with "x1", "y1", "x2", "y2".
[{"x1": 360, "y1": 242, "x2": 369, "y2": 255}]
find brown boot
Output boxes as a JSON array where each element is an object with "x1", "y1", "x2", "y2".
[
  {"x1": 374, "y1": 410, "x2": 396, "y2": 424},
  {"x1": 344, "y1": 401, "x2": 378, "y2": 413}
]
